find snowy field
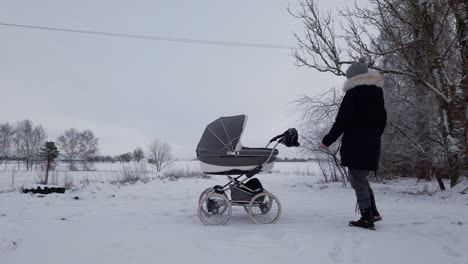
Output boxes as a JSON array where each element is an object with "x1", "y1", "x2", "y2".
[
  {"x1": 0, "y1": 161, "x2": 318, "y2": 192},
  {"x1": 1, "y1": 161, "x2": 468, "y2": 264}
]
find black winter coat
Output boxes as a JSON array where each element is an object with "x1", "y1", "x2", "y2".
[{"x1": 322, "y1": 72, "x2": 387, "y2": 171}]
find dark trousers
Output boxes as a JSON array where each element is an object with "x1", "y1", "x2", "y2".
[{"x1": 348, "y1": 167, "x2": 372, "y2": 210}]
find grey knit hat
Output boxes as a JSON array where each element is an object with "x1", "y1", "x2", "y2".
[{"x1": 346, "y1": 56, "x2": 369, "y2": 79}]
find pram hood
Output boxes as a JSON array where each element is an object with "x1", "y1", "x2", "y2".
[
  {"x1": 196, "y1": 114, "x2": 247, "y2": 153},
  {"x1": 196, "y1": 115, "x2": 278, "y2": 175}
]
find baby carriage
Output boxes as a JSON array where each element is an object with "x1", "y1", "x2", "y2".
[{"x1": 196, "y1": 115, "x2": 299, "y2": 225}]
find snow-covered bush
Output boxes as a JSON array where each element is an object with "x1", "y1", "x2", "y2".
[
  {"x1": 161, "y1": 167, "x2": 210, "y2": 181},
  {"x1": 63, "y1": 172, "x2": 74, "y2": 189},
  {"x1": 113, "y1": 163, "x2": 151, "y2": 184}
]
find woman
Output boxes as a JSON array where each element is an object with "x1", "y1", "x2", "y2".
[{"x1": 320, "y1": 57, "x2": 387, "y2": 230}]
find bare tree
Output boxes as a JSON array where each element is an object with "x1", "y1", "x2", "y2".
[
  {"x1": 0, "y1": 123, "x2": 14, "y2": 169},
  {"x1": 14, "y1": 120, "x2": 46, "y2": 171},
  {"x1": 57, "y1": 128, "x2": 99, "y2": 171},
  {"x1": 379, "y1": 54, "x2": 448, "y2": 188},
  {"x1": 291, "y1": 0, "x2": 467, "y2": 186},
  {"x1": 79, "y1": 129, "x2": 99, "y2": 171},
  {"x1": 133, "y1": 147, "x2": 145, "y2": 163},
  {"x1": 12, "y1": 125, "x2": 21, "y2": 170},
  {"x1": 14, "y1": 120, "x2": 33, "y2": 170},
  {"x1": 57, "y1": 128, "x2": 81, "y2": 170},
  {"x1": 32, "y1": 125, "x2": 47, "y2": 171},
  {"x1": 147, "y1": 139, "x2": 173, "y2": 172}
]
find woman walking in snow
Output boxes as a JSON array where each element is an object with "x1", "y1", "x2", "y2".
[{"x1": 320, "y1": 57, "x2": 387, "y2": 230}]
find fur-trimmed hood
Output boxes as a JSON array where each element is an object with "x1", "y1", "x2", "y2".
[{"x1": 343, "y1": 72, "x2": 384, "y2": 92}]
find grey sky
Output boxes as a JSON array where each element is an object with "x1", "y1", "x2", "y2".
[{"x1": 1, "y1": 0, "x2": 347, "y2": 159}]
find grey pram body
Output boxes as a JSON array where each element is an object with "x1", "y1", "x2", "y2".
[{"x1": 196, "y1": 115, "x2": 279, "y2": 175}]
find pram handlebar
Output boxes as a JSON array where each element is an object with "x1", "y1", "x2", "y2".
[
  {"x1": 268, "y1": 128, "x2": 300, "y2": 148},
  {"x1": 220, "y1": 129, "x2": 300, "y2": 187}
]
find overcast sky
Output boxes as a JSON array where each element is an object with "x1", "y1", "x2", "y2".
[{"x1": 0, "y1": 0, "x2": 349, "y2": 160}]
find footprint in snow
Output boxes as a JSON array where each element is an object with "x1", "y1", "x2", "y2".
[
  {"x1": 430, "y1": 231, "x2": 463, "y2": 259},
  {"x1": 350, "y1": 233, "x2": 362, "y2": 264},
  {"x1": 0, "y1": 239, "x2": 19, "y2": 256},
  {"x1": 328, "y1": 233, "x2": 345, "y2": 263}
]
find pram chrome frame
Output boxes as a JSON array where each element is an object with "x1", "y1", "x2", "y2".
[
  {"x1": 213, "y1": 140, "x2": 280, "y2": 197},
  {"x1": 198, "y1": 139, "x2": 287, "y2": 225}
]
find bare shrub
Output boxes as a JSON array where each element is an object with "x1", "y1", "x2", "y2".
[
  {"x1": 49, "y1": 170, "x2": 59, "y2": 185},
  {"x1": 112, "y1": 163, "x2": 151, "y2": 184},
  {"x1": 294, "y1": 89, "x2": 348, "y2": 185},
  {"x1": 80, "y1": 177, "x2": 91, "y2": 187},
  {"x1": 291, "y1": 166, "x2": 316, "y2": 177},
  {"x1": 35, "y1": 171, "x2": 43, "y2": 184},
  {"x1": 10, "y1": 170, "x2": 16, "y2": 191},
  {"x1": 63, "y1": 172, "x2": 74, "y2": 189},
  {"x1": 161, "y1": 166, "x2": 210, "y2": 181}
]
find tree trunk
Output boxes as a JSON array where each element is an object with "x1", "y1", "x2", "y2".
[
  {"x1": 449, "y1": 0, "x2": 468, "y2": 99},
  {"x1": 44, "y1": 158, "x2": 51, "y2": 185},
  {"x1": 449, "y1": 0, "x2": 468, "y2": 183},
  {"x1": 436, "y1": 175, "x2": 446, "y2": 191},
  {"x1": 444, "y1": 96, "x2": 466, "y2": 187}
]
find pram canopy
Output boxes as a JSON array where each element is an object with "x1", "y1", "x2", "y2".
[
  {"x1": 197, "y1": 115, "x2": 246, "y2": 153},
  {"x1": 196, "y1": 115, "x2": 278, "y2": 175}
]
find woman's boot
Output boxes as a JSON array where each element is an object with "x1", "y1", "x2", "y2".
[
  {"x1": 349, "y1": 208, "x2": 375, "y2": 230},
  {"x1": 369, "y1": 188, "x2": 382, "y2": 222}
]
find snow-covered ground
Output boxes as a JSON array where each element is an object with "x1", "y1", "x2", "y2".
[{"x1": 1, "y1": 162, "x2": 467, "y2": 264}]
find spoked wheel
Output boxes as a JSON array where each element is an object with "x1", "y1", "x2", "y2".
[
  {"x1": 199, "y1": 187, "x2": 228, "y2": 203},
  {"x1": 199, "y1": 187, "x2": 214, "y2": 204},
  {"x1": 243, "y1": 189, "x2": 269, "y2": 214},
  {"x1": 199, "y1": 187, "x2": 229, "y2": 215},
  {"x1": 248, "y1": 192, "x2": 281, "y2": 224},
  {"x1": 198, "y1": 193, "x2": 232, "y2": 225}
]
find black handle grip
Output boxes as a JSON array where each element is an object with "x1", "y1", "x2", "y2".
[{"x1": 279, "y1": 128, "x2": 300, "y2": 147}]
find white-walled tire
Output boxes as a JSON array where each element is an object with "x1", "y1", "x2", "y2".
[
  {"x1": 198, "y1": 187, "x2": 214, "y2": 204},
  {"x1": 243, "y1": 189, "x2": 269, "y2": 214},
  {"x1": 248, "y1": 192, "x2": 281, "y2": 224},
  {"x1": 199, "y1": 187, "x2": 228, "y2": 204},
  {"x1": 198, "y1": 193, "x2": 232, "y2": 225},
  {"x1": 199, "y1": 187, "x2": 229, "y2": 216}
]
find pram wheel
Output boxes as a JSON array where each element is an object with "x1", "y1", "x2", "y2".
[
  {"x1": 199, "y1": 187, "x2": 228, "y2": 204},
  {"x1": 198, "y1": 193, "x2": 232, "y2": 225},
  {"x1": 199, "y1": 187, "x2": 214, "y2": 204},
  {"x1": 247, "y1": 192, "x2": 281, "y2": 224},
  {"x1": 243, "y1": 188, "x2": 269, "y2": 214}
]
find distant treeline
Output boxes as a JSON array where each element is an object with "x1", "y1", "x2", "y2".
[
  {"x1": 0, "y1": 119, "x2": 99, "y2": 171},
  {"x1": 275, "y1": 157, "x2": 313, "y2": 162},
  {"x1": 1, "y1": 119, "x2": 173, "y2": 172}
]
